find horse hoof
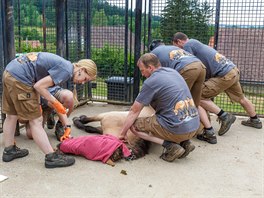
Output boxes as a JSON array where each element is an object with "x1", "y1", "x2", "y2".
[
  {"x1": 72, "y1": 117, "x2": 80, "y2": 122},
  {"x1": 80, "y1": 115, "x2": 89, "y2": 124}
]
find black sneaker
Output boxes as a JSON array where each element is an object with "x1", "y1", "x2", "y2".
[
  {"x1": 55, "y1": 120, "x2": 64, "y2": 141},
  {"x1": 218, "y1": 113, "x2": 236, "y2": 136},
  {"x1": 197, "y1": 129, "x2": 217, "y2": 144},
  {"x1": 160, "y1": 143, "x2": 185, "y2": 162},
  {"x1": 179, "y1": 140, "x2": 195, "y2": 159},
  {"x1": 45, "y1": 150, "x2": 75, "y2": 168},
  {"x1": 241, "y1": 118, "x2": 262, "y2": 129},
  {"x1": 47, "y1": 112, "x2": 56, "y2": 129},
  {"x1": 2, "y1": 145, "x2": 29, "y2": 162}
]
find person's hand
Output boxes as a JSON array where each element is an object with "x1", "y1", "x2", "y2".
[
  {"x1": 119, "y1": 134, "x2": 128, "y2": 142},
  {"x1": 51, "y1": 99, "x2": 66, "y2": 114},
  {"x1": 60, "y1": 126, "x2": 71, "y2": 142}
]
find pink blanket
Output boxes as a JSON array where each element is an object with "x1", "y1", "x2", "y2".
[{"x1": 60, "y1": 134, "x2": 131, "y2": 163}]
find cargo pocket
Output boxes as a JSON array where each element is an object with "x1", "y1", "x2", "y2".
[
  {"x1": 18, "y1": 92, "x2": 39, "y2": 113},
  {"x1": 222, "y1": 69, "x2": 237, "y2": 81}
]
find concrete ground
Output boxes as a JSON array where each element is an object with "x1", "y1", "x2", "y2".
[{"x1": 0, "y1": 102, "x2": 263, "y2": 198}]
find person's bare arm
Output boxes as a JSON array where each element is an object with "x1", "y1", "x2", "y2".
[
  {"x1": 119, "y1": 101, "x2": 144, "y2": 140},
  {"x1": 33, "y1": 76, "x2": 56, "y2": 102}
]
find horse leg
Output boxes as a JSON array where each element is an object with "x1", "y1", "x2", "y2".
[
  {"x1": 73, "y1": 117, "x2": 103, "y2": 134},
  {"x1": 72, "y1": 117, "x2": 86, "y2": 130},
  {"x1": 84, "y1": 126, "x2": 103, "y2": 134},
  {"x1": 79, "y1": 115, "x2": 95, "y2": 124}
]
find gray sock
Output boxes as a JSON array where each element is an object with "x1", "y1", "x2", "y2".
[{"x1": 219, "y1": 112, "x2": 228, "y2": 120}]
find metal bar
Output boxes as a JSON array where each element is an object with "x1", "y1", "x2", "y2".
[
  {"x1": 42, "y1": 0, "x2": 47, "y2": 51},
  {"x1": 214, "y1": 0, "x2": 221, "y2": 50},
  {"x1": 86, "y1": 0, "x2": 92, "y2": 99},
  {"x1": 4, "y1": 0, "x2": 16, "y2": 133},
  {"x1": 5, "y1": 0, "x2": 15, "y2": 63},
  {"x1": 133, "y1": 0, "x2": 142, "y2": 100},
  {"x1": 17, "y1": 0, "x2": 21, "y2": 52},
  {"x1": 124, "y1": 0, "x2": 129, "y2": 101},
  {"x1": 56, "y1": 0, "x2": 65, "y2": 57},
  {"x1": 148, "y1": 0, "x2": 152, "y2": 50},
  {"x1": 65, "y1": 0, "x2": 70, "y2": 89},
  {"x1": 76, "y1": 1, "x2": 81, "y2": 60}
]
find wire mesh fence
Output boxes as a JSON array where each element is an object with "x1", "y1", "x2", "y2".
[{"x1": 149, "y1": 0, "x2": 264, "y2": 117}]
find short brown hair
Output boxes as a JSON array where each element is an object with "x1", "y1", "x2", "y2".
[
  {"x1": 137, "y1": 53, "x2": 161, "y2": 68},
  {"x1": 172, "y1": 32, "x2": 188, "y2": 43}
]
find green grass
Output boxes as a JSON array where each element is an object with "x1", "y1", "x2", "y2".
[
  {"x1": 214, "y1": 92, "x2": 264, "y2": 116},
  {"x1": 91, "y1": 78, "x2": 107, "y2": 97},
  {"x1": 91, "y1": 81, "x2": 264, "y2": 116}
]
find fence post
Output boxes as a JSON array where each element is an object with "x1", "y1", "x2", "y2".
[
  {"x1": 214, "y1": 0, "x2": 221, "y2": 50},
  {"x1": 4, "y1": 0, "x2": 15, "y2": 63},
  {"x1": 147, "y1": 0, "x2": 152, "y2": 49},
  {"x1": 133, "y1": 0, "x2": 142, "y2": 101},
  {"x1": 56, "y1": 0, "x2": 65, "y2": 57},
  {"x1": 86, "y1": 0, "x2": 93, "y2": 99},
  {"x1": 0, "y1": 1, "x2": 4, "y2": 132},
  {"x1": 2, "y1": 0, "x2": 17, "y2": 133}
]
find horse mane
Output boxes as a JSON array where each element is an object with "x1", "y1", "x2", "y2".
[{"x1": 127, "y1": 139, "x2": 151, "y2": 160}]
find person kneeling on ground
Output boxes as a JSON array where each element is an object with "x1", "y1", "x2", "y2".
[{"x1": 119, "y1": 53, "x2": 200, "y2": 162}]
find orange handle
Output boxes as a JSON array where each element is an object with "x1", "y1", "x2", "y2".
[
  {"x1": 60, "y1": 127, "x2": 71, "y2": 142},
  {"x1": 51, "y1": 99, "x2": 66, "y2": 114},
  {"x1": 39, "y1": 104, "x2": 42, "y2": 114}
]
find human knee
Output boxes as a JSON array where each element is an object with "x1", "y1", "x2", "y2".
[
  {"x1": 59, "y1": 90, "x2": 74, "y2": 109},
  {"x1": 199, "y1": 99, "x2": 209, "y2": 108}
]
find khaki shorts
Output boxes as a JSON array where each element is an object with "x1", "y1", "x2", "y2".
[
  {"x1": 201, "y1": 67, "x2": 244, "y2": 102},
  {"x1": 2, "y1": 71, "x2": 41, "y2": 120},
  {"x1": 134, "y1": 115, "x2": 196, "y2": 144},
  {"x1": 179, "y1": 61, "x2": 206, "y2": 107}
]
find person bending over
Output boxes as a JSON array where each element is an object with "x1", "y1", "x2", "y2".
[
  {"x1": 2, "y1": 52, "x2": 97, "y2": 168},
  {"x1": 119, "y1": 53, "x2": 200, "y2": 162},
  {"x1": 173, "y1": 32, "x2": 262, "y2": 144}
]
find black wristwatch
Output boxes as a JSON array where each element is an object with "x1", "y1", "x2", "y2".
[{"x1": 64, "y1": 125, "x2": 71, "y2": 129}]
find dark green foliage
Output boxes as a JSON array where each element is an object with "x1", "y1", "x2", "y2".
[
  {"x1": 15, "y1": 41, "x2": 42, "y2": 53},
  {"x1": 91, "y1": 44, "x2": 134, "y2": 78},
  {"x1": 160, "y1": 0, "x2": 213, "y2": 44},
  {"x1": 20, "y1": 28, "x2": 41, "y2": 41}
]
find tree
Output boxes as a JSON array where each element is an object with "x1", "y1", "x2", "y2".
[
  {"x1": 160, "y1": 0, "x2": 213, "y2": 44},
  {"x1": 93, "y1": 9, "x2": 108, "y2": 26}
]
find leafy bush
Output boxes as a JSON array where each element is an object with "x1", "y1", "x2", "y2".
[
  {"x1": 20, "y1": 28, "x2": 41, "y2": 41},
  {"x1": 91, "y1": 44, "x2": 134, "y2": 78}
]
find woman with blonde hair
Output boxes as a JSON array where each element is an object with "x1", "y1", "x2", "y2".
[{"x1": 2, "y1": 52, "x2": 97, "y2": 168}]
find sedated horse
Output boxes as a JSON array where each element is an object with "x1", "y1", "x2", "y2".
[{"x1": 72, "y1": 106, "x2": 155, "y2": 161}]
